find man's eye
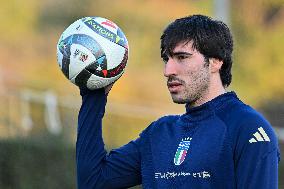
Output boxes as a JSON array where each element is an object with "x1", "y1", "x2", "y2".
[{"x1": 177, "y1": 55, "x2": 187, "y2": 60}]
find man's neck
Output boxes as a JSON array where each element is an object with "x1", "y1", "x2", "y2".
[{"x1": 190, "y1": 81, "x2": 226, "y2": 108}]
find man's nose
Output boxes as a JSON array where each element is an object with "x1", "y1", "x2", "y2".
[{"x1": 164, "y1": 58, "x2": 177, "y2": 77}]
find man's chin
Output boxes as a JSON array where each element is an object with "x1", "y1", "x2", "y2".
[{"x1": 171, "y1": 96, "x2": 188, "y2": 104}]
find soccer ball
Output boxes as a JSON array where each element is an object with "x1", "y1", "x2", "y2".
[{"x1": 56, "y1": 17, "x2": 129, "y2": 89}]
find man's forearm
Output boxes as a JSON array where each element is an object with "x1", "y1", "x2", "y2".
[{"x1": 76, "y1": 88, "x2": 107, "y2": 189}]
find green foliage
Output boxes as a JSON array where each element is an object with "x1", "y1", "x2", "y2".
[
  {"x1": 0, "y1": 135, "x2": 144, "y2": 189},
  {"x1": 0, "y1": 136, "x2": 76, "y2": 189}
]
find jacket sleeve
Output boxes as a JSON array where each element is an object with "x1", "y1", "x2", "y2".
[
  {"x1": 234, "y1": 111, "x2": 280, "y2": 189},
  {"x1": 76, "y1": 88, "x2": 142, "y2": 189}
]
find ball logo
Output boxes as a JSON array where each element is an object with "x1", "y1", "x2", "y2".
[
  {"x1": 82, "y1": 17, "x2": 128, "y2": 48},
  {"x1": 76, "y1": 24, "x2": 83, "y2": 31},
  {"x1": 83, "y1": 18, "x2": 115, "y2": 40},
  {"x1": 73, "y1": 49, "x2": 89, "y2": 62},
  {"x1": 101, "y1": 20, "x2": 117, "y2": 29}
]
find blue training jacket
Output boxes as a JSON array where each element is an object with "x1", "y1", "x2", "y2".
[{"x1": 76, "y1": 89, "x2": 280, "y2": 189}]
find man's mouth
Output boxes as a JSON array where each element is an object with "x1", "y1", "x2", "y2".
[{"x1": 167, "y1": 81, "x2": 182, "y2": 93}]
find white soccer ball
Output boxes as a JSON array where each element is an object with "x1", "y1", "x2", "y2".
[{"x1": 56, "y1": 17, "x2": 129, "y2": 89}]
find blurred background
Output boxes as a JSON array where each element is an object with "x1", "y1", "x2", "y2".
[{"x1": 0, "y1": 0, "x2": 283, "y2": 188}]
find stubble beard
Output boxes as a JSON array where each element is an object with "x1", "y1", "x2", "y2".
[{"x1": 170, "y1": 65, "x2": 210, "y2": 106}]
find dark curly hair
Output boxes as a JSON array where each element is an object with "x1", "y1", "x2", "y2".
[{"x1": 160, "y1": 15, "x2": 233, "y2": 87}]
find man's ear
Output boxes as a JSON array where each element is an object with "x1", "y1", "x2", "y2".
[{"x1": 209, "y1": 58, "x2": 223, "y2": 73}]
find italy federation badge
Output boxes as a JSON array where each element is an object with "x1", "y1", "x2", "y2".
[{"x1": 174, "y1": 137, "x2": 192, "y2": 165}]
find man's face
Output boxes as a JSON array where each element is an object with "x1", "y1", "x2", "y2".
[{"x1": 163, "y1": 41, "x2": 210, "y2": 105}]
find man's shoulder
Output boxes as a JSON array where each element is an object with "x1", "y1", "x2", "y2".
[
  {"x1": 235, "y1": 105, "x2": 277, "y2": 144},
  {"x1": 156, "y1": 115, "x2": 180, "y2": 123},
  {"x1": 217, "y1": 97, "x2": 278, "y2": 150},
  {"x1": 151, "y1": 115, "x2": 180, "y2": 128},
  {"x1": 216, "y1": 96, "x2": 269, "y2": 128},
  {"x1": 140, "y1": 115, "x2": 180, "y2": 136}
]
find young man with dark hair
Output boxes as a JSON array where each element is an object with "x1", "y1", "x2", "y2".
[{"x1": 76, "y1": 15, "x2": 280, "y2": 189}]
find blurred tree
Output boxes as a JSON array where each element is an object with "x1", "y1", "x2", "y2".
[
  {"x1": 231, "y1": 0, "x2": 284, "y2": 106},
  {"x1": 0, "y1": 0, "x2": 38, "y2": 42}
]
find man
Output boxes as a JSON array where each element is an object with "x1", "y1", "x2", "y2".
[{"x1": 76, "y1": 15, "x2": 280, "y2": 189}]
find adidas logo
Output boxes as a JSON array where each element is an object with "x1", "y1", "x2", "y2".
[{"x1": 249, "y1": 127, "x2": 270, "y2": 143}]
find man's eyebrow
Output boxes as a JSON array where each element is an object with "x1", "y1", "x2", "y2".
[{"x1": 171, "y1": 52, "x2": 193, "y2": 56}]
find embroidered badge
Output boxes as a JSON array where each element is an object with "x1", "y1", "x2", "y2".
[{"x1": 174, "y1": 137, "x2": 192, "y2": 165}]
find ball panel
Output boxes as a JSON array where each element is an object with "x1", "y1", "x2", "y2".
[
  {"x1": 88, "y1": 30, "x2": 126, "y2": 70},
  {"x1": 56, "y1": 49, "x2": 63, "y2": 69},
  {"x1": 62, "y1": 56, "x2": 70, "y2": 78},
  {"x1": 73, "y1": 69, "x2": 92, "y2": 87},
  {"x1": 116, "y1": 27, "x2": 129, "y2": 49},
  {"x1": 104, "y1": 48, "x2": 128, "y2": 78},
  {"x1": 86, "y1": 72, "x2": 123, "y2": 89},
  {"x1": 58, "y1": 33, "x2": 105, "y2": 59},
  {"x1": 69, "y1": 44, "x2": 96, "y2": 79},
  {"x1": 85, "y1": 55, "x2": 108, "y2": 78}
]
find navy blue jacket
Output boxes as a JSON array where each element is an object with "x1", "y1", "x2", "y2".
[{"x1": 76, "y1": 89, "x2": 280, "y2": 189}]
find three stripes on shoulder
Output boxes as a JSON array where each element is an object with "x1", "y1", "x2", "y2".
[{"x1": 249, "y1": 127, "x2": 270, "y2": 143}]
